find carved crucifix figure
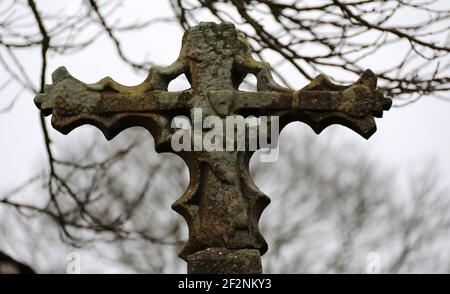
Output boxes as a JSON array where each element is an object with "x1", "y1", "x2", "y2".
[{"x1": 34, "y1": 22, "x2": 391, "y2": 274}]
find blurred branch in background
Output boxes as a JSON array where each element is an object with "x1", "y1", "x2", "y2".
[
  {"x1": 256, "y1": 130, "x2": 450, "y2": 273},
  {"x1": 0, "y1": 0, "x2": 449, "y2": 273},
  {"x1": 1, "y1": 128, "x2": 449, "y2": 273}
]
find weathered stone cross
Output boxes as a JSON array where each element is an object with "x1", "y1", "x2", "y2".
[{"x1": 34, "y1": 22, "x2": 391, "y2": 274}]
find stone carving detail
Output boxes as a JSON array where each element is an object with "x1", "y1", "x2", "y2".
[{"x1": 34, "y1": 22, "x2": 391, "y2": 268}]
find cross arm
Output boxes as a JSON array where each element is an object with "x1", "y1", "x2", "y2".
[
  {"x1": 34, "y1": 65, "x2": 191, "y2": 140},
  {"x1": 232, "y1": 70, "x2": 392, "y2": 139}
]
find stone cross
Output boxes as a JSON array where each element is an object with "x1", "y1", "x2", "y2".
[{"x1": 34, "y1": 22, "x2": 391, "y2": 274}]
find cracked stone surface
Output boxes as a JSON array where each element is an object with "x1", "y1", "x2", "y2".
[
  {"x1": 187, "y1": 248, "x2": 262, "y2": 274},
  {"x1": 34, "y1": 22, "x2": 392, "y2": 273}
]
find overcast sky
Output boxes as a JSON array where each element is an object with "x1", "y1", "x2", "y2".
[{"x1": 1, "y1": 0, "x2": 449, "y2": 194}]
